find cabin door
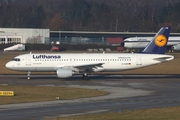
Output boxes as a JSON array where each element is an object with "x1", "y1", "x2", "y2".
[
  {"x1": 26, "y1": 55, "x2": 31, "y2": 66},
  {"x1": 136, "y1": 55, "x2": 142, "y2": 65}
]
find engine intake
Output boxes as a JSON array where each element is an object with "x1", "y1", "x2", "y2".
[{"x1": 172, "y1": 44, "x2": 180, "y2": 50}]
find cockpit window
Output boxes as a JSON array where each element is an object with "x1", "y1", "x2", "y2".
[{"x1": 12, "y1": 58, "x2": 20, "y2": 61}]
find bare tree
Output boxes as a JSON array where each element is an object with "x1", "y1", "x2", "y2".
[
  {"x1": 1, "y1": 0, "x2": 180, "y2": 32},
  {"x1": 26, "y1": 36, "x2": 42, "y2": 44},
  {"x1": 49, "y1": 14, "x2": 64, "y2": 30}
]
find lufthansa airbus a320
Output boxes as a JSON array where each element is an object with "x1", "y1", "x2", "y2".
[{"x1": 6, "y1": 27, "x2": 174, "y2": 80}]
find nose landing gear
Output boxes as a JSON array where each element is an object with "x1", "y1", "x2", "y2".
[
  {"x1": 82, "y1": 73, "x2": 88, "y2": 80},
  {"x1": 27, "y1": 71, "x2": 31, "y2": 80}
]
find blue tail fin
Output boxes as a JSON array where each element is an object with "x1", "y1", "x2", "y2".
[{"x1": 142, "y1": 26, "x2": 171, "y2": 54}]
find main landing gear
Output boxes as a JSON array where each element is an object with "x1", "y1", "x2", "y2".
[
  {"x1": 82, "y1": 73, "x2": 88, "y2": 80},
  {"x1": 27, "y1": 71, "x2": 31, "y2": 80}
]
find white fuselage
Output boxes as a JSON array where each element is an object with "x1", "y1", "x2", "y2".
[
  {"x1": 124, "y1": 37, "x2": 180, "y2": 48},
  {"x1": 6, "y1": 53, "x2": 174, "y2": 72}
]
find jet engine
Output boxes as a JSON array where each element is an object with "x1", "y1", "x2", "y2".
[
  {"x1": 172, "y1": 44, "x2": 180, "y2": 50},
  {"x1": 92, "y1": 67, "x2": 104, "y2": 72},
  {"x1": 56, "y1": 69, "x2": 73, "y2": 78}
]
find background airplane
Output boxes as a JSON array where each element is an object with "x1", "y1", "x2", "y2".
[
  {"x1": 122, "y1": 36, "x2": 180, "y2": 51},
  {"x1": 6, "y1": 27, "x2": 174, "y2": 80},
  {"x1": 4, "y1": 44, "x2": 25, "y2": 51}
]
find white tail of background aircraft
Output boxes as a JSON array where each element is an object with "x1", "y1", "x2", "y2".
[
  {"x1": 6, "y1": 27, "x2": 174, "y2": 80},
  {"x1": 4, "y1": 44, "x2": 25, "y2": 51}
]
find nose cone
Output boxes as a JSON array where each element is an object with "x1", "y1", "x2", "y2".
[
  {"x1": 6, "y1": 62, "x2": 12, "y2": 69},
  {"x1": 122, "y1": 38, "x2": 131, "y2": 47},
  {"x1": 124, "y1": 38, "x2": 131, "y2": 42}
]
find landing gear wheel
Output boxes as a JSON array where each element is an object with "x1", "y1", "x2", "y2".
[
  {"x1": 82, "y1": 74, "x2": 88, "y2": 80},
  {"x1": 27, "y1": 71, "x2": 31, "y2": 80},
  {"x1": 27, "y1": 76, "x2": 30, "y2": 80}
]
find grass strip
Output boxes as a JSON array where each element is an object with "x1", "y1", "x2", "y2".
[
  {"x1": 0, "y1": 85, "x2": 108, "y2": 105},
  {"x1": 46, "y1": 106, "x2": 180, "y2": 120}
]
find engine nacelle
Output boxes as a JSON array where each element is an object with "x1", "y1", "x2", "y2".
[
  {"x1": 56, "y1": 69, "x2": 73, "y2": 78},
  {"x1": 172, "y1": 44, "x2": 180, "y2": 50},
  {"x1": 92, "y1": 67, "x2": 104, "y2": 72}
]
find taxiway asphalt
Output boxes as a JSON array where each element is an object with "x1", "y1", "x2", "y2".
[{"x1": 0, "y1": 74, "x2": 180, "y2": 120}]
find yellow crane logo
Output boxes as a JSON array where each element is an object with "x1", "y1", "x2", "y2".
[{"x1": 154, "y1": 35, "x2": 167, "y2": 47}]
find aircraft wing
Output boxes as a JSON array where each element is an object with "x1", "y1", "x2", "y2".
[
  {"x1": 73, "y1": 63, "x2": 105, "y2": 72},
  {"x1": 73, "y1": 63, "x2": 103, "y2": 67},
  {"x1": 54, "y1": 63, "x2": 104, "y2": 72}
]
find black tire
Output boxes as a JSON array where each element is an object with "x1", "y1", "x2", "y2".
[{"x1": 82, "y1": 74, "x2": 88, "y2": 80}]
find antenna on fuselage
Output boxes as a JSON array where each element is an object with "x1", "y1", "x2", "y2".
[{"x1": 30, "y1": 51, "x2": 32, "y2": 54}]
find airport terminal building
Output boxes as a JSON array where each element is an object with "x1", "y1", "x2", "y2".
[
  {"x1": 1, "y1": 28, "x2": 180, "y2": 45},
  {"x1": 0, "y1": 28, "x2": 49, "y2": 44}
]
